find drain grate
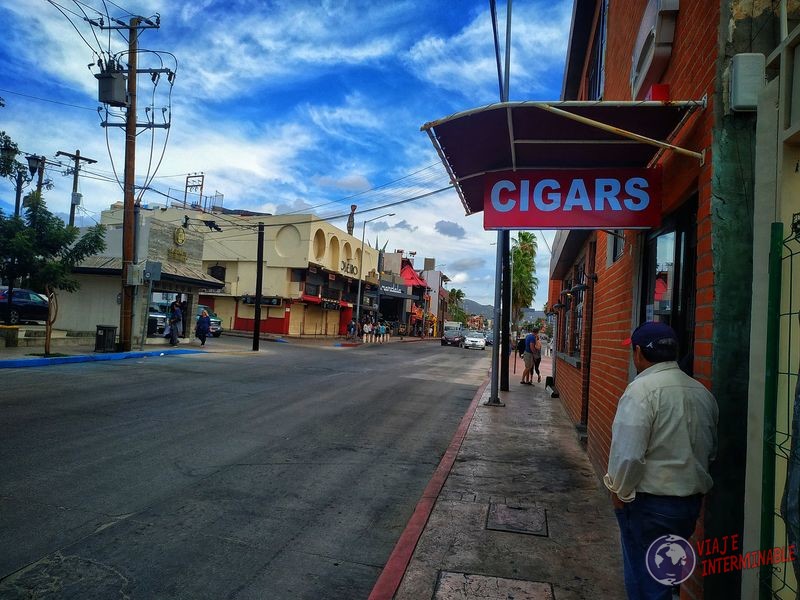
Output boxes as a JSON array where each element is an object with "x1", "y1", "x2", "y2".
[{"x1": 485, "y1": 502, "x2": 548, "y2": 536}]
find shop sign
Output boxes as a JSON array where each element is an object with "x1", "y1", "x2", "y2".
[
  {"x1": 483, "y1": 168, "x2": 661, "y2": 230},
  {"x1": 380, "y1": 283, "x2": 405, "y2": 295},
  {"x1": 340, "y1": 261, "x2": 358, "y2": 275}
]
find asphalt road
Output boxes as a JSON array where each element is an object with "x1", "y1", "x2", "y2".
[{"x1": 0, "y1": 340, "x2": 489, "y2": 599}]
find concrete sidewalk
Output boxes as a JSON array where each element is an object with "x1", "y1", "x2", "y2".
[{"x1": 373, "y1": 355, "x2": 626, "y2": 600}]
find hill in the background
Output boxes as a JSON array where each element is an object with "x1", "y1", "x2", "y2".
[
  {"x1": 463, "y1": 298, "x2": 494, "y2": 320},
  {"x1": 462, "y1": 301, "x2": 546, "y2": 324}
]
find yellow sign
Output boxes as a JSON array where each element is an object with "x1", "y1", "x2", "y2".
[{"x1": 173, "y1": 227, "x2": 186, "y2": 246}]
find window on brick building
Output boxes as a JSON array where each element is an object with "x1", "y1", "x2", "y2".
[
  {"x1": 586, "y1": 0, "x2": 609, "y2": 100},
  {"x1": 571, "y1": 262, "x2": 585, "y2": 355},
  {"x1": 639, "y1": 202, "x2": 697, "y2": 372},
  {"x1": 609, "y1": 230, "x2": 624, "y2": 263}
]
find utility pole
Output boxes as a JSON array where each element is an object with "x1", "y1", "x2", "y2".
[
  {"x1": 253, "y1": 222, "x2": 265, "y2": 351},
  {"x1": 89, "y1": 12, "x2": 165, "y2": 351},
  {"x1": 119, "y1": 17, "x2": 141, "y2": 352},
  {"x1": 56, "y1": 149, "x2": 97, "y2": 226}
]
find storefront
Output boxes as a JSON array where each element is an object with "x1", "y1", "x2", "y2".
[{"x1": 418, "y1": 2, "x2": 758, "y2": 597}]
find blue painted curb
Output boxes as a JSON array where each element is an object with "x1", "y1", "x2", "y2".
[{"x1": 0, "y1": 348, "x2": 202, "y2": 369}]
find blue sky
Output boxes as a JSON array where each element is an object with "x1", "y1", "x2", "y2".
[{"x1": 0, "y1": 0, "x2": 571, "y2": 307}]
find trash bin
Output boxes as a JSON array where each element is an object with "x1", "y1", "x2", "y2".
[{"x1": 95, "y1": 325, "x2": 117, "y2": 352}]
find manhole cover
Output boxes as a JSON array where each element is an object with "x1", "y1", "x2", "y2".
[
  {"x1": 434, "y1": 571, "x2": 554, "y2": 599},
  {"x1": 486, "y1": 503, "x2": 548, "y2": 536}
]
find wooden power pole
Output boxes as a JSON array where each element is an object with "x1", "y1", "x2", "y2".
[{"x1": 56, "y1": 149, "x2": 97, "y2": 226}]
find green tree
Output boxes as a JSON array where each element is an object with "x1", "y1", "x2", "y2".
[
  {"x1": 447, "y1": 288, "x2": 467, "y2": 324},
  {"x1": 511, "y1": 231, "x2": 538, "y2": 330},
  {"x1": 0, "y1": 191, "x2": 106, "y2": 354}
]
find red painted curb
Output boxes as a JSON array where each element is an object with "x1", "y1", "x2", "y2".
[{"x1": 367, "y1": 377, "x2": 490, "y2": 600}]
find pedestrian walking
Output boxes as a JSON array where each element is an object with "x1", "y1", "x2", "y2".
[
  {"x1": 196, "y1": 309, "x2": 211, "y2": 346},
  {"x1": 363, "y1": 321, "x2": 372, "y2": 344},
  {"x1": 378, "y1": 322, "x2": 386, "y2": 344},
  {"x1": 530, "y1": 327, "x2": 542, "y2": 383},
  {"x1": 605, "y1": 321, "x2": 718, "y2": 600},
  {"x1": 347, "y1": 318, "x2": 357, "y2": 340},
  {"x1": 168, "y1": 301, "x2": 183, "y2": 346}
]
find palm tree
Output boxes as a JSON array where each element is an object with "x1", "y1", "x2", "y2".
[
  {"x1": 511, "y1": 231, "x2": 538, "y2": 330},
  {"x1": 447, "y1": 288, "x2": 466, "y2": 323}
]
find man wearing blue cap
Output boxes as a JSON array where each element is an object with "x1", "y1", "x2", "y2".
[{"x1": 605, "y1": 321, "x2": 718, "y2": 599}]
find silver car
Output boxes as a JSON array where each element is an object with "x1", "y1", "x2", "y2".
[{"x1": 461, "y1": 330, "x2": 487, "y2": 350}]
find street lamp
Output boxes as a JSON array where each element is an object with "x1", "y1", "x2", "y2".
[
  {"x1": 355, "y1": 212, "x2": 395, "y2": 327},
  {"x1": 25, "y1": 154, "x2": 45, "y2": 195}
]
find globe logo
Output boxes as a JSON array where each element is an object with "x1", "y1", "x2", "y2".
[{"x1": 646, "y1": 534, "x2": 697, "y2": 585}]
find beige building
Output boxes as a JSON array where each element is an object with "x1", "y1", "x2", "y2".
[
  {"x1": 60, "y1": 216, "x2": 224, "y2": 347},
  {"x1": 99, "y1": 204, "x2": 381, "y2": 338}
]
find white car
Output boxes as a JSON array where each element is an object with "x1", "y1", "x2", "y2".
[{"x1": 461, "y1": 330, "x2": 487, "y2": 350}]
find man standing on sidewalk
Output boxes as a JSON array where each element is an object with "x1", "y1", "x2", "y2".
[{"x1": 604, "y1": 322, "x2": 718, "y2": 600}]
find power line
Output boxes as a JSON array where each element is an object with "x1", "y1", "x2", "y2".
[{"x1": 0, "y1": 88, "x2": 97, "y2": 112}]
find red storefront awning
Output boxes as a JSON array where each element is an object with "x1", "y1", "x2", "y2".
[
  {"x1": 301, "y1": 294, "x2": 322, "y2": 304},
  {"x1": 401, "y1": 264, "x2": 428, "y2": 288},
  {"x1": 421, "y1": 100, "x2": 703, "y2": 216}
]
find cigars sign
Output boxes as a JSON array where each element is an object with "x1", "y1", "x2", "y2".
[{"x1": 483, "y1": 169, "x2": 662, "y2": 230}]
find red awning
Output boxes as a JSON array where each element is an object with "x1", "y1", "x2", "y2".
[
  {"x1": 401, "y1": 264, "x2": 428, "y2": 288},
  {"x1": 421, "y1": 100, "x2": 703, "y2": 215},
  {"x1": 301, "y1": 294, "x2": 322, "y2": 304},
  {"x1": 439, "y1": 287, "x2": 449, "y2": 300}
]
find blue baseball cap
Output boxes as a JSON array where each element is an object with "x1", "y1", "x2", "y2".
[{"x1": 623, "y1": 321, "x2": 678, "y2": 349}]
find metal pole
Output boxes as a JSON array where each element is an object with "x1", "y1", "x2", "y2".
[
  {"x1": 760, "y1": 222, "x2": 783, "y2": 595},
  {"x1": 253, "y1": 222, "x2": 264, "y2": 351},
  {"x1": 119, "y1": 17, "x2": 140, "y2": 351},
  {"x1": 356, "y1": 219, "x2": 366, "y2": 327},
  {"x1": 503, "y1": 0, "x2": 512, "y2": 102},
  {"x1": 139, "y1": 277, "x2": 153, "y2": 351},
  {"x1": 501, "y1": 230, "x2": 511, "y2": 390},
  {"x1": 487, "y1": 231, "x2": 505, "y2": 406},
  {"x1": 13, "y1": 168, "x2": 23, "y2": 217}
]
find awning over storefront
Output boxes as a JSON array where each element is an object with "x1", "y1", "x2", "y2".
[
  {"x1": 75, "y1": 256, "x2": 225, "y2": 289},
  {"x1": 400, "y1": 264, "x2": 428, "y2": 288},
  {"x1": 421, "y1": 100, "x2": 704, "y2": 215},
  {"x1": 300, "y1": 294, "x2": 322, "y2": 304}
]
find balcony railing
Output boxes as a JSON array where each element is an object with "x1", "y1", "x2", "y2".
[{"x1": 198, "y1": 282, "x2": 231, "y2": 295}]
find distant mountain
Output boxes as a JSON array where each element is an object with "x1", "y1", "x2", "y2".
[
  {"x1": 463, "y1": 298, "x2": 494, "y2": 319},
  {"x1": 462, "y1": 301, "x2": 546, "y2": 323},
  {"x1": 521, "y1": 307, "x2": 545, "y2": 320}
]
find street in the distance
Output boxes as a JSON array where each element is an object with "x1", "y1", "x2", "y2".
[{"x1": 0, "y1": 341, "x2": 488, "y2": 599}]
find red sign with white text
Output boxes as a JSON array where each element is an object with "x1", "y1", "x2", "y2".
[{"x1": 483, "y1": 169, "x2": 662, "y2": 230}]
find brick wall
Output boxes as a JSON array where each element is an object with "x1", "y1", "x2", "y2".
[{"x1": 572, "y1": 2, "x2": 721, "y2": 598}]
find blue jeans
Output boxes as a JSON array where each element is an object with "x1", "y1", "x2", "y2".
[{"x1": 614, "y1": 493, "x2": 702, "y2": 600}]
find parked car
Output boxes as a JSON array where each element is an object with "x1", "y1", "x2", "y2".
[
  {"x1": 461, "y1": 330, "x2": 487, "y2": 350},
  {"x1": 484, "y1": 331, "x2": 494, "y2": 346},
  {"x1": 148, "y1": 306, "x2": 168, "y2": 335},
  {"x1": 0, "y1": 287, "x2": 49, "y2": 324},
  {"x1": 196, "y1": 304, "x2": 223, "y2": 337},
  {"x1": 441, "y1": 329, "x2": 464, "y2": 347}
]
